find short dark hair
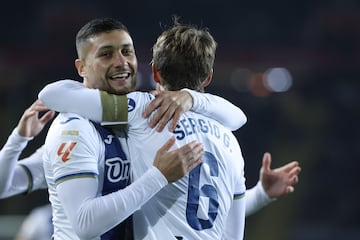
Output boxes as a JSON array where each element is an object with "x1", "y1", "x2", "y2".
[
  {"x1": 152, "y1": 21, "x2": 217, "y2": 91},
  {"x1": 76, "y1": 18, "x2": 129, "y2": 58}
]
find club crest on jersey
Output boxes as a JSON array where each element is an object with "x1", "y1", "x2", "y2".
[{"x1": 128, "y1": 98, "x2": 136, "y2": 112}]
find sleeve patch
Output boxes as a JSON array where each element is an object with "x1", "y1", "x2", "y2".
[
  {"x1": 61, "y1": 130, "x2": 79, "y2": 136},
  {"x1": 57, "y1": 142, "x2": 77, "y2": 162}
]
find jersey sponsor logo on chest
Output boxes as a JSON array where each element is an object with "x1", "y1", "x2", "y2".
[{"x1": 105, "y1": 157, "x2": 130, "y2": 183}]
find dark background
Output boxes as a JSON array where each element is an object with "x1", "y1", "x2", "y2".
[{"x1": 0, "y1": 0, "x2": 359, "y2": 239}]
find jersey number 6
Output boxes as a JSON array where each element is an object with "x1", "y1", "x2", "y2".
[{"x1": 186, "y1": 151, "x2": 219, "y2": 230}]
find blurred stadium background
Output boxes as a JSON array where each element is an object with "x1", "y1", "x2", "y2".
[{"x1": 0, "y1": 0, "x2": 359, "y2": 239}]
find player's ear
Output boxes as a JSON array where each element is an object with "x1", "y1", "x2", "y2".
[
  {"x1": 203, "y1": 68, "x2": 213, "y2": 87},
  {"x1": 152, "y1": 64, "x2": 161, "y2": 83},
  {"x1": 75, "y1": 59, "x2": 86, "y2": 78}
]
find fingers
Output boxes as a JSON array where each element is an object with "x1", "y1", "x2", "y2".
[
  {"x1": 187, "y1": 156, "x2": 203, "y2": 172},
  {"x1": 22, "y1": 109, "x2": 38, "y2": 120},
  {"x1": 288, "y1": 170, "x2": 300, "y2": 185},
  {"x1": 23, "y1": 100, "x2": 52, "y2": 120},
  {"x1": 285, "y1": 164, "x2": 300, "y2": 194},
  {"x1": 155, "y1": 104, "x2": 176, "y2": 132},
  {"x1": 32, "y1": 104, "x2": 50, "y2": 112},
  {"x1": 143, "y1": 96, "x2": 162, "y2": 119},
  {"x1": 154, "y1": 95, "x2": 187, "y2": 132},
  {"x1": 28, "y1": 100, "x2": 51, "y2": 114},
  {"x1": 278, "y1": 161, "x2": 299, "y2": 173},
  {"x1": 292, "y1": 175, "x2": 299, "y2": 185},
  {"x1": 22, "y1": 101, "x2": 42, "y2": 119},
  {"x1": 168, "y1": 107, "x2": 183, "y2": 132},
  {"x1": 288, "y1": 163, "x2": 301, "y2": 176},
  {"x1": 286, "y1": 186, "x2": 295, "y2": 193},
  {"x1": 262, "y1": 152, "x2": 272, "y2": 172},
  {"x1": 159, "y1": 136, "x2": 176, "y2": 153},
  {"x1": 189, "y1": 141, "x2": 204, "y2": 161},
  {"x1": 144, "y1": 94, "x2": 180, "y2": 132},
  {"x1": 39, "y1": 110, "x2": 56, "y2": 124},
  {"x1": 176, "y1": 140, "x2": 203, "y2": 158},
  {"x1": 176, "y1": 140, "x2": 204, "y2": 166},
  {"x1": 144, "y1": 96, "x2": 172, "y2": 130},
  {"x1": 157, "y1": 98, "x2": 187, "y2": 132},
  {"x1": 182, "y1": 141, "x2": 204, "y2": 172},
  {"x1": 158, "y1": 139, "x2": 203, "y2": 182}
]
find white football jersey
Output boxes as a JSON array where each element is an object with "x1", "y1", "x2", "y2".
[
  {"x1": 43, "y1": 113, "x2": 131, "y2": 240},
  {"x1": 126, "y1": 92, "x2": 246, "y2": 240}
]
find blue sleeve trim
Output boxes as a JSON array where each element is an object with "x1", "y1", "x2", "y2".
[
  {"x1": 55, "y1": 172, "x2": 97, "y2": 186},
  {"x1": 234, "y1": 191, "x2": 246, "y2": 200}
]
